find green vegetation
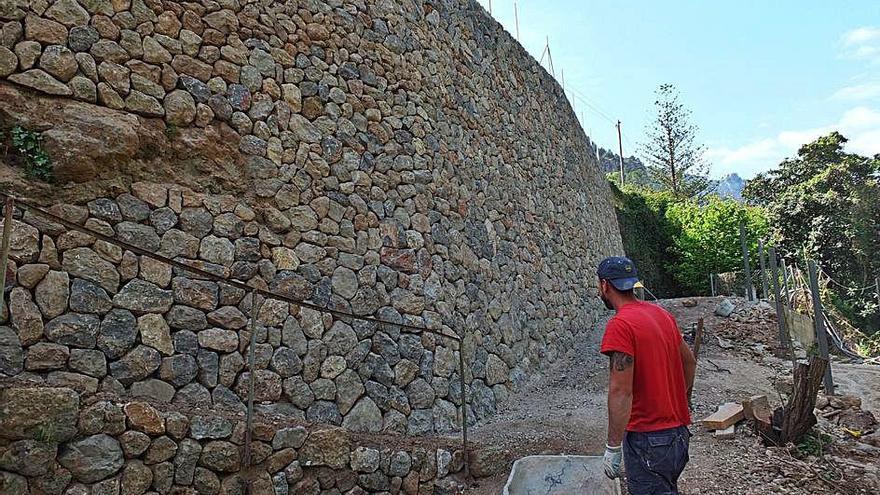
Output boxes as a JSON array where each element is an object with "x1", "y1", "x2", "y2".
[
  {"x1": 610, "y1": 181, "x2": 768, "y2": 297},
  {"x1": 7, "y1": 126, "x2": 53, "y2": 182},
  {"x1": 744, "y1": 132, "x2": 880, "y2": 335}
]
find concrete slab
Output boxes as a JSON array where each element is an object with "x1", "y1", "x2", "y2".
[{"x1": 502, "y1": 455, "x2": 622, "y2": 495}]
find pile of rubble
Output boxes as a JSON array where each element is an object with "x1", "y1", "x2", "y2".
[{"x1": 713, "y1": 299, "x2": 783, "y2": 351}]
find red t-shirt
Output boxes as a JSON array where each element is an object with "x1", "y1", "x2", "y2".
[{"x1": 600, "y1": 301, "x2": 691, "y2": 432}]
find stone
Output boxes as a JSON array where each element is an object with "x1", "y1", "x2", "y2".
[
  {"x1": 62, "y1": 247, "x2": 119, "y2": 293},
  {"x1": 130, "y1": 379, "x2": 175, "y2": 403},
  {"x1": 46, "y1": 0, "x2": 90, "y2": 26},
  {"x1": 120, "y1": 460, "x2": 152, "y2": 495},
  {"x1": 197, "y1": 327, "x2": 238, "y2": 352},
  {"x1": 272, "y1": 426, "x2": 307, "y2": 450},
  {"x1": 199, "y1": 441, "x2": 240, "y2": 472},
  {"x1": 125, "y1": 90, "x2": 164, "y2": 116},
  {"x1": 406, "y1": 379, "x2": 435, "y2": 409},
  {"x1": 68, "y1": 278, "x2": 112, "y2": 314},
  {"x1": 331, "y1": 266, "x2": 358, "y2": 299},
  {"x1": 138, "y1": 313, "x2": 173, "y2": 355},
  {"x1": 123, "y1": 401, "x2": 164, "y2": 435},
  {"x1": 0, "y1": 439, "x2": 58, "y2": 476},
  {"x1": 159, "y1": 353, "x2": 197, "y2": 387},
  {"x1": 69, "y1": 25, "x2": 99, "y2": 52},
  {"x1": 144, "y1": 435, "x2": 177, "y2": 464},
  {"x1": 113, "y1": 279, "x2": 173, "y2": 313},
  {"x1": 45, "y1": 313, "x2": 99, "y2": 348},
  {"x1": 173, "y1": 439, "x2": 201, "y2": 485},
  {"x1": 35, "y1": 270, "x2": 70, "y2": 319},
  {"x1": 9, "y1": 288, "x2": 42, "y2": 345},
  {"x1": 270, "y1": 347, "x2": 302, "y2": 377},
  {"x1": 58, "y1": 434, "x2": 124, "y2": 483},
  {"x1": 715, "y1": 299, "x2": 736, "y2": 317},
  {"x1": 69, "y1": 348, "x2": 107, "y2": 377},
  {"x1": 109, "y1": 345, "x2": 161, "y2": 384},
  {"x1": 299, "y1": 428, "x2": 349, "y2": 469},
  {"x1": 116, "y1": 222, "x2": 160, "y2": 251},
  {"x1": 0, "y1": 326, "x2": 23, "y2": 375},
  {"x1": 70, "y1": 75, "x2": 97, "y2": 101},
  {"x1": 198, "y1": 235, "x2": 234, "y2": 266},
  {"x1": 8, "y1": 69, "x2": 72, "y2": 95},
  {"x1": 119, "y1": 431, "x2": 151, "y2": 458},
  {"x1": 98, "y1": 309, "x2": 137, "y2": 359},
  {"x1": 0, "y1": 471, "x2": 28, "y2": 494},
  {"x1": 39, "y1": 44, "x2": 77, "y2": 81},
  {"x1": 164, "y1": 89, "x2": 196, "y2": 125},
  {"x1": 350, "y1": 447, "x2": 380, "y2": 474},
  {"x1": 342, "y1": 397, "x2": 382, "y2": 433},
  {"x1": 234, "y1": 370, "x2": 282, "y2": 401},
  {"x1": 78, "y1": 401, "x2": 125, "y2": 436},
  {"x1": 189, "y1": 416, "x2": 233, "y2": 440},
  {"x1": 172, "y1": 277, "x2": 219, "y2": 310},
  {"x1": 207, "y1": 306, "x2": 246, "y2": 329}
]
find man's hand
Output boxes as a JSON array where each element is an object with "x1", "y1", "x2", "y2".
[{"x1": 603, "y1": 443, "x2": 623, "y2": 479}]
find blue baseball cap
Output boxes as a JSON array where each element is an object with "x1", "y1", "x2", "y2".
[{"x1": 597, "y1": 256, "x2": 640, "y2": 291}]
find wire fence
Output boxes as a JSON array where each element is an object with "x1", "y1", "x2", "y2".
[{"x1": 0, "y1": 192, "x2": 474, "y2": 473}]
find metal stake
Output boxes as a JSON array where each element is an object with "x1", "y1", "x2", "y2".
[
  {"x1": 243, "y1": 290, "x2": 264, "y2": 469},
  {"x1": 709, "y1": 273, "x2": 715, "y2": 297},
  {"x1": 739, "y1": 221, "x2": 753, "y2": 301},
  {"x1": 807, "y1": 260, "x2": 835, "y2": 394},
  {"x1": 0, "y1": 197, "x2": 14, "y2": 314},
  {"x1": 458, "y1": 344, "x2": 469, "y2": 478},
  {"x1": 780, "y1": 258, "x2": 790, "y2": 309},
  {"x1": 758, "y1": 239, "x2": 768, "y2": 300}
]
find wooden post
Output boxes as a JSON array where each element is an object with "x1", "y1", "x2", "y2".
[
  {"x1": 616, "y1": 120, "x2": 625, "y2": 185},
  {"x1": 780, "y1": 258, "x2": 790, "y2": 309},
  {"x1": 876, "y1": 276, "x2": 880, "y2": 306},
  {"x1": 0, "y1": 197, "x2": 14, "y2": 314},
  {"x1": 758, "y1": 239, "x2": 768, "y2": 300},
  {"x1": 739, "y1": 221, "x2": 753, "y2": 301},
  {"x1": 768, "y1": 248, "x2": 795, "y2": 368},
  {"x1": 692, "y1": 317, "x2": 704, "y2": 361},
  {"x1": 807, "y1": 260, "x2": 834, "y2": 395}
]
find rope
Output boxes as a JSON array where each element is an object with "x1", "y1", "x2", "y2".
[
  {"x1": 818, "y1": 267, "x2": 877, "y2": 293},
  {"x1": 0, "y1": 191, "x2": 462, "y2": 342}
]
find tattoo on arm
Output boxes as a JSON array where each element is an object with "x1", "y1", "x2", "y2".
[{"x1": 609, "y1": 352, "x2": 634, "y2": 372}]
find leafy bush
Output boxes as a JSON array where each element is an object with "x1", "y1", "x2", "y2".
[
  {"x1": 665, "y1": 197, "x2": 769, "y2": 295},
  {"x1": 8, "y1": 126, "x2": 53, "y2": 182}
]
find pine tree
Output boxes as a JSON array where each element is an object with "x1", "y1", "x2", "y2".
[{"x1": 639, "y1": 84, "x2": 713, "y2": 198}]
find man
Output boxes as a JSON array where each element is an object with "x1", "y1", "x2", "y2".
[{"x1": 597, "y1": 256, "x2": 696, "y2": 494}]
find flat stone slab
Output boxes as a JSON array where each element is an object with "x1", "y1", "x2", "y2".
[{"x1": 503, "y1": 455, "x2": 621, "y2": 495}]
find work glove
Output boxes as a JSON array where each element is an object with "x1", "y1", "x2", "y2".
[{"x1": 603, "y1": 443, "x2": 623, "y2": 479}]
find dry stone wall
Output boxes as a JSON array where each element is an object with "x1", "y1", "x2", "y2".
[{"x1": 0, "y1": 0, "x2": 623, "y2": 492}]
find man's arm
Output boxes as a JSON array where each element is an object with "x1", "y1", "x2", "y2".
[
  {"x1": 606, "y1": 351, "x2": 634, "y2": 447},
  {"x1": 679, "y1": 340, "x2": 696, "y2": 400}
]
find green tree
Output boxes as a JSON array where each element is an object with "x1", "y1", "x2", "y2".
[
  {"x1": 744, "y1": 132, "x2": 880, "y2": 333},
  {"x1": 665, "y1": 197, "x2": 769, "y2": 294},
  {"x1": 639, "y1": 84, "x2": 713, "y2": 199}
]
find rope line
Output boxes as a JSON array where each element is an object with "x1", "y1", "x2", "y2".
[{"x1": 0, "y1": 192, "x2": 462, "y2": 342}]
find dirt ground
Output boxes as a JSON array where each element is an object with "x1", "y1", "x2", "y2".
[{"x1": 462, "y1": 297, "x2": 880, "y2": 494}]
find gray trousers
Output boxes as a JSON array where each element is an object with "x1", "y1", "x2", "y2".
[{"x1": 623, "y1": 425, "x2": 691, "y2": 495}]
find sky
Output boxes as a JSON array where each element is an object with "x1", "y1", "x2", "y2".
[{"x1": 474, "y1": 0, "x2": 880, "y2": 179}]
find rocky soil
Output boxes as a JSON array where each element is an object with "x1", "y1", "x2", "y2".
[{"x1": 461, "y1": 297, "x2": 880, "y2": 495}]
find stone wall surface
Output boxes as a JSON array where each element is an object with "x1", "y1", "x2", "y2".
[
  {"x1": 0, "y1": 385, "x2": 466, "y2": 494},
  {"x1": 0, "y1": 0, "x2": 623, "y2": 492}
]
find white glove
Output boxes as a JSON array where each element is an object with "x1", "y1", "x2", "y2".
[{"x1": 603, "y1": 443, "x2": 623, "y2": 479}]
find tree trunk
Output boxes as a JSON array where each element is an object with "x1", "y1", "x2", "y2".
[{"x1": 780, "y1": 356, "x2": 827, "y2": 444}]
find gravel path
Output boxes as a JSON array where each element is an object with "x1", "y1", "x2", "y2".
[{"x1": 462, "y1": 297, "x2": 880, "y2": 494}]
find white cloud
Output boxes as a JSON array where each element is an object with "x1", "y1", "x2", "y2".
[
  {"x1": 707, "y1": 106, "x2": 880, "y2": 178},
  {"x1": 831, "y1": 81, "x2": 880, "y2": 101},
  {"x1": 842, "y1": 27, "x2": 880, "y2": 46},
  {"x1": 841, "y1": 27, "x2": 880, "y2": 62}
]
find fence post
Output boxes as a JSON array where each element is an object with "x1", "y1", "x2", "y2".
[
  {"x1": 458, "y1": 345, "x2": 470, "y2": 478},
  {"x1": 780, "y1": 258, "x2": 790, "y2": 309},
  {"x1": 243, "y1": 290, "x2": 264, "y2": 469},
  {"x1": 758, "y1": 239, "x2": 768, "y2": 300},
  {"x1": 709, "y1": 273, "x2": 715, "y2": 297},
  {"x1": 768, "y1": 248, "x2": 790, "y2": 357},
  {"x1": 0, "y1": 197, "x2": 14, "y2": 315},
  {"x1": 739, "y1": 221, "x2": 753, "y2": 301},
  {"x1": 807, "y1": 260, "x2": 835, "y2": 395}
]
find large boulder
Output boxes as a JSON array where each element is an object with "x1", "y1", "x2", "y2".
[
  {"x1": 0, "y1": 387, "x2": 79, "y2": 442},
  {"x1": 58, "y1": 434, "x2": 124, "y2": 483}
]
